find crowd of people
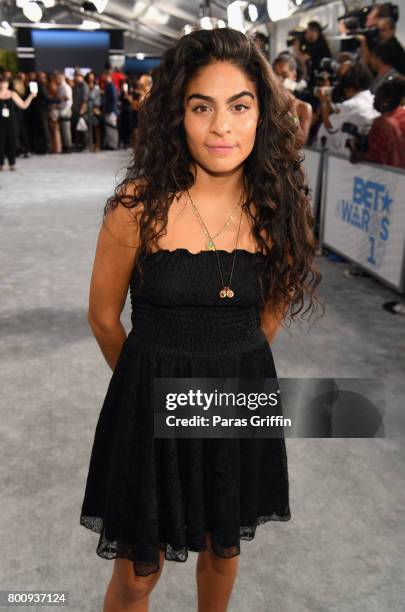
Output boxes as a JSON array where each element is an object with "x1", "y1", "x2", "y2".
[
  {"x1": 270, "y1": 4, "x2": 405, "y2": 311},
  {"x1": 0, "y1": 63, "x2": 151, "y2": 170},
  {"x1": 272, "y1": 5, "x2": 405, "y2": 169},
  {"x1": 1, "y1": 3, "x2": 405, "y2": 171}
]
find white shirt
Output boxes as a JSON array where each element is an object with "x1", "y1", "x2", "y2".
[
  {"x1": 316, "y1": 90, "x2": 380, "y2": 157},
  {"x1": 57, "y1": 81, "x2": 73, "y2": 112}
]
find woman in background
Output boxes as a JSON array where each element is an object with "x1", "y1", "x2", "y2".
[
  {"x1": 0, "y1": 74, "x2": 37, "y2": 170},
  {"x1": 86, "y1": 71, "x2": 102, "y2": 152},
  {"x1": 350, "y1": 76, "x2": 405, "y2": 169}
]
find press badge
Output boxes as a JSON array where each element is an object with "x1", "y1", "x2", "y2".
[{"x1": 2, "y1": 107, "x2": 10, "y2": 118}]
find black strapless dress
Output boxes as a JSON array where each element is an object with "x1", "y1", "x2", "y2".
[{"x1": 79, "y1": 248, "x2": 291, "y2": 577}]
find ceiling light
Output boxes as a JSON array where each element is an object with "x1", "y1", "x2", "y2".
[
  {"x1": 182, "y1": 24, "x2": 195, "y2": 35},
  {"x1": 0, "y1": 21, "x2": 14, "y2": 36},
  {"x1": 200, "y1": 16, "x2": 214, "y2": 29},
  {"x1": 135, "y1": 52, "x2": 145, "y2": 59},
  {"x1": 227, "y1": 1, "x2": 246, "y2": 33},
  {"x1": 267, "y1": 0, "x2": 291, "y2": 21},
  {"x1": 247, "y1": 3, "x2": 258, "y2": 22},
  {"x1": 22, "y1": 1, "x2": 43, "y2": 22}
]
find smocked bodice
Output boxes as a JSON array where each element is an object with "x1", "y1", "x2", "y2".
[{"x1": 127, "y1": 248, "x2": 268, "y2": 357}]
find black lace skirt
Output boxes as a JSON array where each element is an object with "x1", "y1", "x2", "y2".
[{"x1": 79, "y1": 330, "x2": 291, "y2": 577}]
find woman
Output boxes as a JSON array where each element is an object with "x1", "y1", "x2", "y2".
[
  {"x1": 0, "y1": 74, "x2": 37, "y2": 170},
  {"x1": 86, "y1": 71, "x2": 102, "y2": 152},
  {"x1": 273, "y1": 54, "x2": 313, "y2": 145},
  {"x1": 102, "y1": 68, "x2": 119, "y2": 150},
  {"x1": 11, "y1": 72, "x2": 31, "y2": 158},
  {"x1": 48, "y1": 73, "x2": 62, "y2": 154},
  {"x1": 350, "y1": 76, "x2": 405, "y2": 168},
  {"x1": 118, "y1": 80, "x2": 133, "y2": 148},
  {"x1": 79, "y1": 28, "x2": 324, "y2": 611}
]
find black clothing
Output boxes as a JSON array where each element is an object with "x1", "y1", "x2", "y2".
[
  {"x1": 386, "y1": 37, "x2": 405, "y2": 75},
  {"x1": 30, "y1": 83, "x2": 53, "y2": 154},
  {"x1": 0, "y1": 97, "x2": 18, "y2": 166},
  {"x1": 304, "y1": 36, "x2": 332, "y2": 85},
  {"x1": 80, "y1": 248, "x2": 291, "y2": 577},
  {"x1": 366, "y1": 35, "x2": 405, "y2": 74}
]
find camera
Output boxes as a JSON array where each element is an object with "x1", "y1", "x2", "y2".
[
  {"x1": 342, "y1": 122, "x2": 369, "y2": 152},
  {"x1": 338, "y1": 2, "x2": 399, "y2": 50},
  {"x1": 313, "y1": 57, "x2": 340, "y2": 98},
  {"x1": 340, "y1": 2, "x2": 398, "y2": 31},
  {"x1": 317, "y1": 57, "x2": 339, "y2": 76}
]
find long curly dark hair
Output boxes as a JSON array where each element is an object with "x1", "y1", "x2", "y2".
[{"x1": 104, "y1": 27, "x2": 325, "y2": 331}]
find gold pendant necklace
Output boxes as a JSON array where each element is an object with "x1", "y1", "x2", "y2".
[{"x1": 187, "y1": 187, "x2": 245, "y2": 299}]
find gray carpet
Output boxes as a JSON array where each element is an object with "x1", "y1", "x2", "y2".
[{"x1": 1, "y1": 151, "x2": 404, "y2": 611}]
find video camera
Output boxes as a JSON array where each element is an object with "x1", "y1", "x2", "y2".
[{"x1": 339, "y1": 2, "x2": 399, "y2": 37}]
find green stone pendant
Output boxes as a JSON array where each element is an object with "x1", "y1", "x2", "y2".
[{"x1": 206, "y1": 240, "x2": 216, "y2": 251}]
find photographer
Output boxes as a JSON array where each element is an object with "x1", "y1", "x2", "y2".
[
  {"x1": 315, "y1": 61, "x2": 380, "y2": 156},
  {"x1": 369, "y1": 41, "x2": 400, "y2": 94},
  {"x1": 376, "y1": 18, "x2": 405, "y2": 73},
  {"x1": 357, "y1": 12, "x2": 405, "y2": 75},
  {"x1": 292, "y1": 21, "x2": 331, "y2": 86}
]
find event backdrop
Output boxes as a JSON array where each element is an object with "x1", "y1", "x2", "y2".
[{"x1": 322, "y1": 154, "x2": 405, "y2": 291}]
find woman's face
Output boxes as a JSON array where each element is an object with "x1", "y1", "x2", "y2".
[
  {"x1": 273, "y1": 61, "x2": 297, "y2": 83},
  {"x1": 183, "y1": 61, "x2": 260, "y2": 175}
]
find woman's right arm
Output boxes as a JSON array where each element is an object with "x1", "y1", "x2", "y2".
[
  {"x1": 11, "y1": 90, "x2": 35, "y2": 109},
  {"x1": 87, "y1": 184, "x2": 141, "y2": 371}
]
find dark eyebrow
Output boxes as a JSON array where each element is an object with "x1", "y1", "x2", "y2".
[{"x1": 186, "y1": 90, "x2": 255, "y2": 104}]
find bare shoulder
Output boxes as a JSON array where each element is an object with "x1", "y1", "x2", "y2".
[{"x1": 297, "y1": 100, "x2": 312, "y2": 117}]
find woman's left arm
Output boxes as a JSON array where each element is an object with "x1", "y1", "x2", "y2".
[
  {"x1": 260, "y1": 297, "x2": 290, "y2": 344},
  {"x1": 260, "y1": 248, "x2": 294, "y2": 343}
]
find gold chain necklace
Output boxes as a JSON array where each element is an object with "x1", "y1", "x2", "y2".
[
  {"x1": 187, "y1": 188, "x2": 245, "y2": 299},
  {"x1": 203, "y1": 197, "x2": 243, "y2": 250}
]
